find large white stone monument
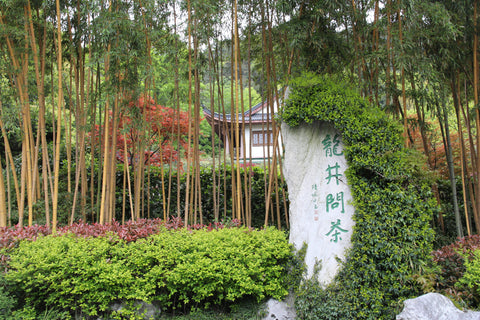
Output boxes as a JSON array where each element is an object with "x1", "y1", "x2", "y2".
[{"x1": 282, "y1": 121, "x2": 355, "y2": 285}]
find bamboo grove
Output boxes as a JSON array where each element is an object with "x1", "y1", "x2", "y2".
[{"x1": 0, "y1": 0, "x2": 480, "y2": 238}]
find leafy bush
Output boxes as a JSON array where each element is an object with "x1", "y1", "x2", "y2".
[
  {"x1": 457, "y1": 249, "x2": 480, "y2": 308},
  {"x1": 0, "y1": 274, "x2": 15, "y2": 318},
  {"x1": 126, "y1": 227, "x2": 292, "y2": 308},
  {"x1": 282, "y1": 73, "x2": 437, "y2": 319},
  {"x1": 3, "y1": 226, "x2": 293, "y2": 318},
  {"x1": 295, "y1": 260, "x2": 352, "y2": 319},
  {"x1": 0, "y1": 217, "x2": 234, "y2": 252},
  {"x1": 5, "y1": 235, "x2": 136, "y2": 316},
  {"x1": 0, "y1": 217, "x2": 239, "y2": 274},
  {"x1": 433, "y1": 234, "x2": 480, "y2": 306},
  {"x1": 296, "y1": 281, "x2": 351, "y2": 320}
]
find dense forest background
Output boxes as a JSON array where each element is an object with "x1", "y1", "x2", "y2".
[{"x1": 0, "y1": 0, "x2": 477, "y2": 241}]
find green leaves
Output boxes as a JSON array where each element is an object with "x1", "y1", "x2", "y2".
[
  {"x1": 4, "y1": 227, "x2": 293, "y2": 316},
  {"x1": 5, "y1": 234, "x2": 134, "y2": 316}
]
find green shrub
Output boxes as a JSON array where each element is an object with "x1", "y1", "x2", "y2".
[
  {"x1": 432, "y1": 234, "x2": 480, "y2": 306},
  {"x1": 4, "y1": 234, "x2": 136, "y2": 317},
  {"x1": 457, "y1": 249, "x2": 480, "y2": 308},
  {"x1": 9, "y1": 306, "x2": 71, "y2": 320},
  {"x1": 124, "y1": 227, "x2": 292, "y2": 309},
  {"x1": 283, "y1": 73, "x2": 437, "y2": 319},
  {"x1": 296, "y1": 280, "x2": 351, "y2": 320},
  {"x1": 4, "y1": 227, "x2": 293, "y2": 317},
  {"x1": 0, "y1": 274, "x2": 73, "y2": 320},
  {"x1": 0, "y1": 274, "x2": 15, "y2": 318}
]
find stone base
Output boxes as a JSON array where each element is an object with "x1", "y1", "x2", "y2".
[
  {"x1": 396, "y1": 293, "x2": 480, "y2": 320},
  {"x1": 261, "y1": 293, "x2": 296, "y2": 320}
]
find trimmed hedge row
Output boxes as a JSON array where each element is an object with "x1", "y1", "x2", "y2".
[
  {"x1": 3, "y1": 226, "x2": 294, "y2": 318},
  {"x1": 282, "y1": 73, "x2": 437, "y2": 319}
]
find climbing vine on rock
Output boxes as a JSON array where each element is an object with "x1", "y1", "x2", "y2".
[{"x1": 282, "y1": 73, "x2": 437, "y2": 319}]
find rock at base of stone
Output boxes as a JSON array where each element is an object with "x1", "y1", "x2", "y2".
[
  {"x1": 109, "y1": 300, "x2": 161, "y2": 320},
  {"x1": 396, "y1": 292, "x2": 480, "y2": 320},
  {"x1": 261, "y1": 293, "x2": 296, "y2": 320}
]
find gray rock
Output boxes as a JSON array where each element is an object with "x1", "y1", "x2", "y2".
[
  {"x1": 262, "y1": 293, "x2": 296, "y2": 320},
  {"x1": 396, "y1": 293, "x2": 480, "y2": 320},
  {"x1": 109, "y1": 300, "x2": 161, "y2": 320}
]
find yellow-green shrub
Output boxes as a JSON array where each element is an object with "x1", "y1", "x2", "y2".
[
  {"x1": 457, "y1": 249, "x2": 480, "y2": 307},
  {"x1": 4, "y1": 227, "x2": 293, "y2": 317},
  {"x1": 124, "y1": 227, "x2": 292, "y2": 308},
  {"x1": 5, "y1": 234, "x2": 136, "y2": 316}
]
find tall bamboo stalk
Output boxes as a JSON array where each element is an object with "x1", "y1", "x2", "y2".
[
  {"x1": 463, "y1": 78, "x2": 479, "y2": 232},
  {"x1": 0, "y1": 155, "x2": 7, "y2": 227},
  {"x1": 52, "y1": 0, "x2": 64, "y2": 232},
  {"x1": 398, "y1": 7, "x2": 409, "y2": 147},
  {"x1": 27, "y1": 1, "x2": 52, "y2": 226},
  {"x1": 233, "y1": 0, "x2": 242, "y2": 222},
  {"x1": 184, "y1": 0, "x2": 193, "y2": 224},
  {"x1": 474, "y1": 0, "x2": 480, "y2": 236},
  {"x1": 0, "y1": 113, "x2": 20, "y2": 223},
  {"x1": 386, "y1": 0, "x2": 392, "y2": 110},
  {"x1": 453, "y1": 75, "x2": 472, "y2": 235},
  {"x1": 99, "y1": 48, "x2": 112, "y2": 224}
]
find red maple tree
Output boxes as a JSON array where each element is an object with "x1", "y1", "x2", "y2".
[{"x1": 91, "y1": 96, "x2": 191, "y2": 167}]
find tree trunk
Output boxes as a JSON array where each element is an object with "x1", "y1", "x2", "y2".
[{"x1": 436, "y1": 91, "x2": 463, "y2": 238}]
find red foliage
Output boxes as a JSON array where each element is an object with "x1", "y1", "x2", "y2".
[
  {"x1": 0, "y1": 217, "x2": 242, "y2": 250},
  {"x1": 239, "y1": 162, "x2": 257, "y2": 168},
  {"x1": 90, "y1": 96, "x2": 191, "y2": 167},
  {"x1": 432, "y1": 235, "x2": 480, "y2": 302},
  {"x1": 408, "y1": 115, "x2": 471, "y2": 179},
  {"x1": 0, "y1": 224, "x2": 51, "y2": 252},
  {"x1": 0, "y1": 218, "x2": 241, "y2": 272}
]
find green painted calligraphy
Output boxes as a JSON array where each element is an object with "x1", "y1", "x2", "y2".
[
  {"x1": 322, "y1": 134, "x2": 343, "y2": 157},
  {"x1": 325, "y1": 162, "x2": 342, "y2": 185},
  {"x1": 326, "y1": 192, "x2": 344, "y2": 213},
  {"x1": 325, "y1": 219, "x2": 348, "y2": 243}
]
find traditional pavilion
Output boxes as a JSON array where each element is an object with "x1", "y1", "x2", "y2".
[{"x1": 202, "y1": 94, "x2": 283, "y2": 163}]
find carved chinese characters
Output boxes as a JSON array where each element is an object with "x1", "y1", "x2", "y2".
[{"x1": 282, "y1": 121, "x2": 355, "y2": 285}]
